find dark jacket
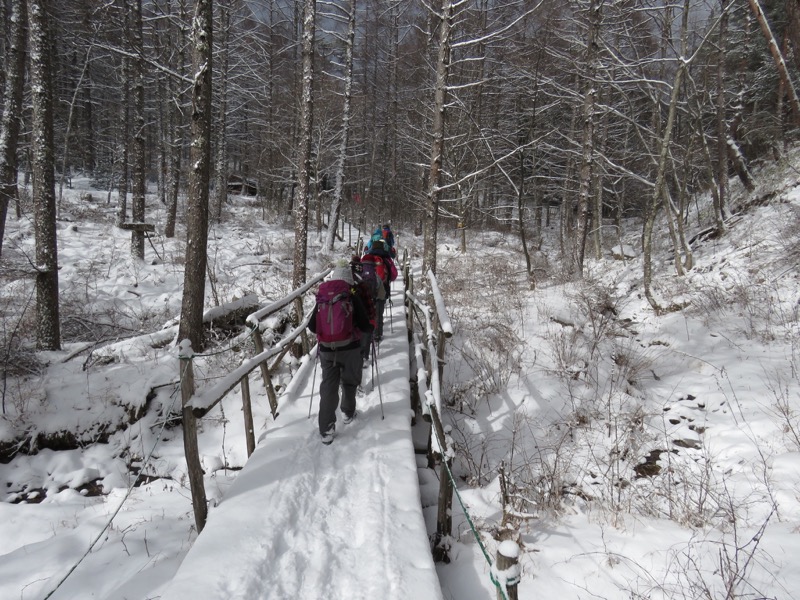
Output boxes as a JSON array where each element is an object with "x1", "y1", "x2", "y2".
[
  {"x1": 308, "y1": 288, "x2": 373, "y2": 352},
  {"x1": 354, "y1": 280, "x2": 378, "y2": 327}
]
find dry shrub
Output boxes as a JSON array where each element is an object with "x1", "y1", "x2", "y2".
[
  {"x1": 689, "y1": 271, "x2": 796, "y2": 342},
  {"x1": 437, "y1": 251, "x2": 527, "y2": 414},
  {"x1": 449, "y1": 321, "x2": 523, "y2": 414},
  {"x1": 777, "y1": 203, "x2": 800, "y2": 262}
]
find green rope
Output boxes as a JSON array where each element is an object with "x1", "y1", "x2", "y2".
[{"x1": 428, "y1": 405, "x2": 517, "y2": 600}]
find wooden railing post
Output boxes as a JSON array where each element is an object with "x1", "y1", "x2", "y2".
[
  {"x1": 293, "y1": 297, "x2": 309, "y2": 356},
  {"x1": 405, "y1": 262, "x2": 414, "y2": 341},
  {"x1": 240, "y1": 374, "x2": 255, "y2": 457},
  {"x1": 250, "y1": 326, "x2": 279, "y2": 419},
  {"x1": 494, "y1": 541, "x2": 520, "y2": 600},
  {"x1": 179, "y1": 341, "x2": 207, "y2": 533},
  {"x1": 436, "y1": 329, "x2": 446, "y2": 380},
  {"x1": 429, "y1": 403, "x2": 453, "y2": 563}
]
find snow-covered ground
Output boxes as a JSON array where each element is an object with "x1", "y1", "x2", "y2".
[{"x1": 2, "y1": 151, "x2": 800, "y2": 600}]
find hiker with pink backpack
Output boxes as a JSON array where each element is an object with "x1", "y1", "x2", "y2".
[{"x1": 308, "y1": 259, "x2": 374, "y2": 445}]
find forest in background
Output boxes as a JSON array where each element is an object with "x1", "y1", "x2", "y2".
[{"x1": 2, "y1": 0, "x2": 800, "y2": 351}]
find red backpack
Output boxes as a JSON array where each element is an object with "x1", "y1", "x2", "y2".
[
  {"x1": 361, "y1": 255, "x2": 388, "y2": 300},
  {"x1": 315, "y1": 280, "x2": 360, "y2": 348}
]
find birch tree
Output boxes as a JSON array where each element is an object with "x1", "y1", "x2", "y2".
[
  {"x1": 323, "y1": 0, "x2": 356, "y2": 253},
  {"x1": 28, "y1": 0, "x2": 61, "y2": 351},
  {"x1": 292, "y1": 0, "x2": 316, "y2": 289}
]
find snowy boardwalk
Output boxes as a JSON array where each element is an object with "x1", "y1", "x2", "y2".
[{"x1": 161, "y1": 285, "x2": 443, "y2": 600}]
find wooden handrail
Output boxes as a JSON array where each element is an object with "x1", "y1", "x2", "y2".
[
  {"x1": 402, "y1": 261, "x2": 454, "y2": 562},
  {"x1": 179, "y1": 267, "x2": 331, "y2": 533}
]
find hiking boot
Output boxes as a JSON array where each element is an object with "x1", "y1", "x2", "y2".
[
  {"x1": 321, "y1": 428, "x2": 335, "y2": 445},
  {"x1": 343, "y1": 410, "x2": 358, "y2": 425}
]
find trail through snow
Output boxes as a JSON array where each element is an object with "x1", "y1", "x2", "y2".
[{"x1": 160, "y1": 285, "x2": 444, "y2": 600}]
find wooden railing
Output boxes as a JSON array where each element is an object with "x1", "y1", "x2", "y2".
[
  {"x1": 402, "y1": 254, "x2": 454, "y2": 563},
  {"x1": 177, "y1": 248, "x2": 457, "y2": 558},
  {"x1": 178, "y1": 268, "x2": 331, "y2": 532}
]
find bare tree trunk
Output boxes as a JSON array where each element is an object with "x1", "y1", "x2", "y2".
[
  {"x1": 292, "y1": 0, "x2": 316, "y2": 289},
  {"x1": 116, "y1": 2, "x2": 130, "y2": 227},
  {"x1": 423, "y1": 0, "x2": 453, "y2": 277},
  {"x1": 0, "y1": 0, "x2": 7, "y2": 95},
  {"x1": 748, "y1": 0, "x2": 800, "y2": 124},
  {"x1": 517, "y1": 146, "x2": 532, "y2": 285},
  {"x1": 715, "y1": 0, "x2": 729, "y2": 231},
  {"x1": 663, "y1": 187, "x2": 684, "y2": 277},
  {"x1": 177, "y1": 0, "x2": 213, "y2": 533},
  {"x1": 691, "y1": 87, "x2": 721, "y2": 220},
  {"x1": 727, "y1": 136, "x2": 755, "y2": 191},
  {"x1": 156, "y1": 74, "x2": 167, "y2": 206},
  {"x1": 591, "y1": 94, "x2": 607, "y2": 261},
  {"x1": 388, "y1": 1, "x2": 400, "y2": 216},
  {"x1": 575, "y1": 0, "x2": 602, "y2": 276},
  {"x1": 58, "y1": 43, "x2": 93, "y2": 207},
  {"x1": 179, "y1": 0, "x2": 213, "y2": 354},
  {"x1": 643, "y1": 0, "x2": 690, "y2": 313},
  {"x1": 28, "y1": 0, "x2": 61, "y2": 351},
  {"x1": 324, "y1": 0, "x2": 356, "y2": 252},
  {"x1": 165, "y1": 0, "x2": 188, "y2": 239},
  {"x1": 0, "y1": 0, "x2": 27, "y2": 257},
  {"x1": 212, "y1": 0, "x2": 231, "y2": 224},
  {"x1": 671, "y1": 167, "x2": 693, "y2": 271},
  {"x1": 560, "y1": 72, "x2": 580, "y2": 263},
  {"x1": 129, "y1": 0, "x2": 147, "y2": 259}
]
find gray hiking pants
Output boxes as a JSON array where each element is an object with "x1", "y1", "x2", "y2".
[
  {"x1": 375, "y1": 298, "x2": 386, "y2": 339},
  {"x1": 318, "y1": 347, "x2": 363, "y2": 436},
  {"x1": 359, "y1": 329, "x2": 372, "y2": 360}
]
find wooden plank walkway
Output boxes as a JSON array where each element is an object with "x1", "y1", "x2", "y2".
[{"x1": 160, "y1": 282, "x2": 443, "y2": 600}]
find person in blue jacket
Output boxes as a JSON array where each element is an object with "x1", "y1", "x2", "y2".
[{"x1": 366, "y1": 223, "x2": 396, "y2": 257}]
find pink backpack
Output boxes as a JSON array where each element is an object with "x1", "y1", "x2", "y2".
[{"x1": 315, "y1": 279, "x2": 359, "y2": 348}]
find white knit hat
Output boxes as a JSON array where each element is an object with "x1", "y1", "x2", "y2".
[{"x1": 331, "y1": 258, "x2": 354, "y2": 285}]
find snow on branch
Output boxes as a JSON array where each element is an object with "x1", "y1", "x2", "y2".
[
  {"x1": 246, "y1": 268, "x2": 330, "y2": 328},
  {"x1": 427, "y1": 270, "x2": 453, "y2": 337},
  {"x1": 189, "y1": 311, "x2": 314, "y2": 417}
]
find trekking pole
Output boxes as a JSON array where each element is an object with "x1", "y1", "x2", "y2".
[
  {"x1": 307, "y1": 347, "x2": 319, "y2": 418},
  {"x1": 389, "y1": 297, "x2": 394, "y2": 333},
  {"x1": 370, "y1": 337, "x2": 376, "y2": 391},
  {"x1": 372, "y1": 340, "x2": 385, "y2": 419}
]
